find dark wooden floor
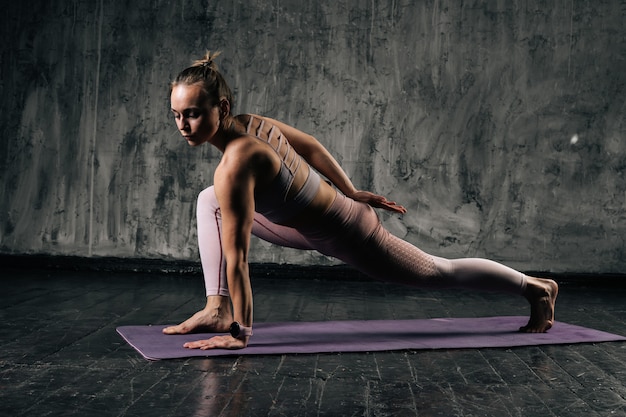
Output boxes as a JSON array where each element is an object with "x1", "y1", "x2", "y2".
[{"x1": 1, "y1": 265, "x2": 625, "y2": 416}]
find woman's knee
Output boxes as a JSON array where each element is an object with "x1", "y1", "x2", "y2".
[
  {"x1": 197, "y1": 186, "x2": 219, "y2": 211},
  {"x1": 431, "y1": 255, "x2": 454, "y2": 278}
]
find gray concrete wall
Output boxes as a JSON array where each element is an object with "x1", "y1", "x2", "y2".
[{"x1": 1, "y1": 0, "x2": 624, "y2": 273}]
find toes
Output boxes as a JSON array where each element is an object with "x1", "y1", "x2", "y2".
[
  {"x1": 162, "y1": 324, "x2": 191, "y2": 335},
  {"x1": 519, "y1": 326, "x2": 537, "y2": 333},
  {"x1": 519, "y1": 320, "x2": 553, "y2": 333},
  {"x1": 162, "y1": 325, "x2": 180, "y2": 334}
]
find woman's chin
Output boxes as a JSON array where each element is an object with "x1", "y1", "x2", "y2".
[{"x1": 185, "y1": 137, "x2": 202, "y2": 146}]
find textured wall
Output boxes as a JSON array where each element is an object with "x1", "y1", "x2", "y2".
[{"x1": 1, "y1": 0, "x2": 624, "y2": 273}]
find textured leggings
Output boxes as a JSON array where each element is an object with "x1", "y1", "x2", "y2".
[{"x1": 197, "y1": 186, "x2": 527, "y2": 297}]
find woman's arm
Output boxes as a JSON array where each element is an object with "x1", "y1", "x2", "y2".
[
  {"x1": 261, "y1": 116, "x2": 406, "y2": 214},
  {"x1": 187, "y1": 143, "x2": 257, "y2": 350},
  {"x1": 261, "y1": 116, "x2": 358, "y2": 196}
]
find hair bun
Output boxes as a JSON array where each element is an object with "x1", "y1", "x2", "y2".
[{"x1": 193, "y1": 50, "x2": 221, "y2": 70}]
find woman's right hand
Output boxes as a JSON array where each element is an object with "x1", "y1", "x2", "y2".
[
  {"x1": 183, "y1": 335, "x2": 248, "y2": 350},
  {"x1": 349, "y1": 191, "x2": 407, "y2": 214}
]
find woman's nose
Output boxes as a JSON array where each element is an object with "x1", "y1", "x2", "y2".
[{"x1": 177, "y1": 118, "x2": 189, "y2": 131}]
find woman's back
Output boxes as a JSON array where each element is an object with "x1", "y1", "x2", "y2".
[{"x1": 231, "y1": 114, "x2": 325, "y2": 224}]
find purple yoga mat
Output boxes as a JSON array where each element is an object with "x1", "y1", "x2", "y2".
[{"x1": 116, "y1": 316, "x2": 625, "y2": 360}]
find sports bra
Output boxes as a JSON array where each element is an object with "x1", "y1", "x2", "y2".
[{"x1": 246, "y1": 115, "x2": 322, "y2": 223}]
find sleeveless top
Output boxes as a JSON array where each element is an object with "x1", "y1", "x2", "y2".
[{"x1": 245, "y1": 115, "x2": 322, "y2": 223}]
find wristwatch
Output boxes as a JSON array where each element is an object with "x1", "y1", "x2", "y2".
[{"x1": 229, "y1": 321, "x2": 253, "y2": 339}]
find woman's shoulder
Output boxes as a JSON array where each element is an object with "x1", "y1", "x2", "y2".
[
  {"x1": 219, "y1": 137, "x2": 279, "y2": 189},
  {"x1": 233, "y1": 113, "x2": 252, "y2": 124}
]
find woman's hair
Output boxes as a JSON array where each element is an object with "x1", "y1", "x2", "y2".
[{"x1": 171, "y1": 51, "x2": 234, "y2": 110}]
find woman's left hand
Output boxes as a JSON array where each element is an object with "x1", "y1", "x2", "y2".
[
  {"x1": 349, "y1": 191, "x2": 407, "y2": 214},
  {"x1": 183, "y1": 335, "x2": 248, "y2": 350}
]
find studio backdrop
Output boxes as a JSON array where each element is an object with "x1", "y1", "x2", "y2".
[{"x1": 1, "y1": 0, "x2": 624, "y2": 274}]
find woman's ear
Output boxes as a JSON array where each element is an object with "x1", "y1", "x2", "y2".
[{"x1": 219, "y1": 99, "x2": 231, "y2": 118}]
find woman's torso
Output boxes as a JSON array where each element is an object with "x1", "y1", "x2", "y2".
[{"x1": 228, "y1": 114, "x2": 337, "y2": 226}]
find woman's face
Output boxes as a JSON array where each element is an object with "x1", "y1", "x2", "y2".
[{"x1": 170, "y1": 83, "x2": 220, "y2": 147}]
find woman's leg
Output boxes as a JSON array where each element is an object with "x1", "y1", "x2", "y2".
[
  {"x1": 195, "y1": 186, "x2": 313, "y2": 297},
  {"x1": 163, "y1": 186, "x2": 231, "y2": 334},
  {"x1": 164, "y1": 186, "x2": 314, "y2": 334},
  {"x1": 373, "y1": 235, "x2": 558, "y2": 332},
  {"x1": 251, "y1": 213, "x2": 314, "y2": 251},
  {"x1": 300, "y1": 194, "x2": 557, "y2": 332},
  {"x1": 377, "y1": 234, "x2": 529, "y2": 295}
]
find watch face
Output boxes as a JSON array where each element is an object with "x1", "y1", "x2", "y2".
[{"x1": 230, "y1": 322, "x2": 240, "y2": 337}]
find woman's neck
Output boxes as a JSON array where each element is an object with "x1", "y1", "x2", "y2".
[{"x1": 212, "y1": 115, "x2": 246, "y2": 152}]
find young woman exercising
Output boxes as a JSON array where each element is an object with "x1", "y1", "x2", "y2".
[{"x1": 163, "y1": 51, "x2": 558, "y2": 350}]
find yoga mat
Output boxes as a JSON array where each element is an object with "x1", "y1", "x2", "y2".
[{"x1": 116, "y1": 316, "x2": 626, "y2": 360}]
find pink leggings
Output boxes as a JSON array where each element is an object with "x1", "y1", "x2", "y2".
[{"x1": 197, "y1": 186, "x2": 527, "y2": 297}]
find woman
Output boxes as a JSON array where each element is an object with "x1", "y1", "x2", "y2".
[{"x1": 163, "y1": 51, "x2": 558, "y2": 350}]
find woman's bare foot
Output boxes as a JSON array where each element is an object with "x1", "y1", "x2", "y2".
[
  {"x1": 519, "y1": 276, "x2": 559, "y2": 333},
  {"x1": 163, "y1": 295, "x2": 233, "y2": 335}
]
